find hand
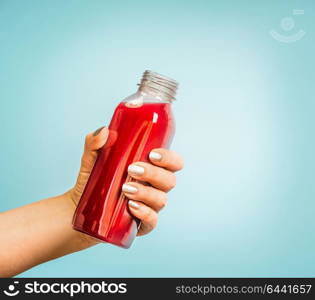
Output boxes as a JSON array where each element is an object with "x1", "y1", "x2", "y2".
[
  {"x1": 70, "y1": 126, "x2": 184, "y2": 237},
  {"x1": 0, "y1": 126, "x2": 183, "y2": 277}
]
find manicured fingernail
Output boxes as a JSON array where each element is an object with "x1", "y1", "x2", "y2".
[
  {"x1": 149, "y1": 151, "x2": 162, "y2": 161},
  {"x1": 128, "y1": 165, "x2": 145, "y2": 175},
  {"x1": 93, "y1": 126, "x2": 105, "y2": 136},
  {"x1": 129, "y1": 200, "x2": 140, "y2": 209},
  {"x1": 122, "y1": 183, "x2": 138, "y2": 194}
]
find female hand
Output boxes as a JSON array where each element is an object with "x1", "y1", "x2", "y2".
[
  {"x1": 70, "y1": 126, "x2": 184, "y2": 237},
  {"x1": 0, "y1": 126, "x2": 183, "y2": 277}
]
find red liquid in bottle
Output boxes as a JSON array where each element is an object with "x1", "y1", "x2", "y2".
[{"x1": 72, "y1": 101, "x2": 175, "y2": 248}]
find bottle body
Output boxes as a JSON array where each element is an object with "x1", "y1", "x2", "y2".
[{"x1": 72, "y1": 98, "x2": 175, "y2": 248}]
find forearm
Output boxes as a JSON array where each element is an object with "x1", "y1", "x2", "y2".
[{"x1": 0, "y1": 192, "x2": 97, "y2": 277}]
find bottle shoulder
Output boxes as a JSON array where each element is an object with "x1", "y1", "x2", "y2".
[
  {"x1": 122, "y1": 91, "x2": 172, "y2": 107},
  {"x1": 114, "y1": 101, "x2": 172, "y2": 116}
]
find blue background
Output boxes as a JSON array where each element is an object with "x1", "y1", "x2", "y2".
[{"x1": 0, "y1": 0, "x2": 314, "y2": 277}]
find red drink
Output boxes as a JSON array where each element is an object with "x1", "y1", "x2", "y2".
[{"x1": 72, "y1": 71, "x2": 178, "y2": 248}]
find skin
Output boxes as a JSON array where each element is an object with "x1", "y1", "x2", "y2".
[{"x1": 0, "y1": 127, "x2": 183, "y2": 277}]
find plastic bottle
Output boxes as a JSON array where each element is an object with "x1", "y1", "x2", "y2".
[{"x1": 72, "y1": 70, "x2": 178, "y2": 248}]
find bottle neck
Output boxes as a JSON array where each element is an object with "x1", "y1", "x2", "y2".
[{"x1": 137, "y1": 70, "x2": 178, "y2": 103}]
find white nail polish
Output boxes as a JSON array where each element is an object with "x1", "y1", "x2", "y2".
[
  {"x1": 128, "y1": 165, "x2": 145, "y2": 175},
  {"x1": 122, "y1": 183, "x2": 138, "y2": 194},
  {"x1": 149, "y1": 151, "x2": 162, "y2": 161},
  {"x1": 129, "y1": 200, "x2": 140, "y2": 209}
]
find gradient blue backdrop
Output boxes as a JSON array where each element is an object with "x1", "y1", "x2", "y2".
[{"x1": 0, "y1": 0, "x2": 314, "y2": 277}]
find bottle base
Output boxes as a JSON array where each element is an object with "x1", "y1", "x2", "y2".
[{"x1": 72, "y1": 224, "x2": 133, "y2": 249}]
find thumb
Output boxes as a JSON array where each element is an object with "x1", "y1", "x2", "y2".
[
  {"x1": 71, "y1": 126, "x2": 109, "y2": 205},
  {"x1": 80, "y1": 126, "x2": 109, "y2": 173}
]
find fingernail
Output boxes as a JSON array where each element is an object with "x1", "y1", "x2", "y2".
[
  {"x1": 149, "y1": 151, "x2": 162, "y2": 161},
  {"x1": 122, "y1": 183, "x2": 138, "y2": 194},
  {"x1": 128, "y1": 165, "x2": 145, "y2": 175},
  {"x1": 129, "y1": 200, "x2": 140, "y2": 209},
  {"x1": 93, "y1": 126, "x2": 105, "y2": 136}
]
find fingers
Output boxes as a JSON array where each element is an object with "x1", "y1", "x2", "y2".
[
  {"x1": 124, "y1": 148, "x2": 184, "y2": 236},
  {"x1": 127, "y1": 200, "x2": 158, "y2": 236},
  {"x1": 122, "y1": 182, "x2": 167, "y2": 212},
  {"x1": 128, "y1": 162, "x2": 176, "y2": 192},
  {"x1": 149, "y1": 148, "x2": 184, "y2": 172}
]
